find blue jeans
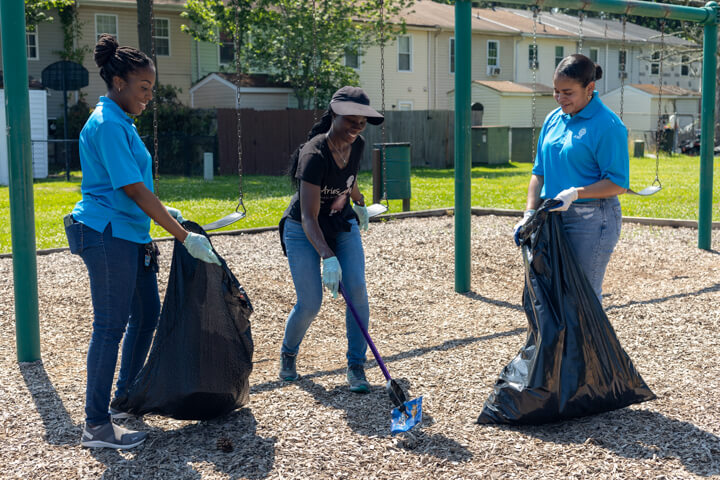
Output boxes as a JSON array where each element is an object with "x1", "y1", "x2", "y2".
[
  {"x1": 281, "y1": 218, "x2": 369, "y2": 366},
  {"x1": 560, "y1": 197, "x2": 622, "y2": 303},
  {"x1": 65, "y1": 222, "x2": 160, "y2": 425}
]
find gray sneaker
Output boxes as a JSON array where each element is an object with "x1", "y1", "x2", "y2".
[
  {"x1": 279, "y1": 352, "x2": 299, "y2": 381},
  {"x1": 81, "y1": 422, "x2": 147, "y2": 449},
  {"x1": 347, "y1": 364, "x2": 370, "y2": 393}
]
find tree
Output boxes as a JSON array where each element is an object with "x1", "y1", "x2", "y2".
[
  {"x1": 25, "y1": 0, "x2": 74, "y2": 30},
  {"x1": 182, "y1": 0, "x2": 414, "y2": 109}
]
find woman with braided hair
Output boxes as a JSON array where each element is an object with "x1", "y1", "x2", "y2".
[{"x1": 65, "y1": 34, "x2": 220, "y2": 449}]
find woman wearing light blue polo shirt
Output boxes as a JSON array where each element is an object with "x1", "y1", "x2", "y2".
[
  {"x1": 65, "y1": 34, "x2": 220, "y2": 449},
  {"x1": 514, "y1": 54, "x2": 629, "y2": 303}
]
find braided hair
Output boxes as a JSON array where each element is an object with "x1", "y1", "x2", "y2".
[
  {"x1": 94, "y1": 34, "x2": 154, "y2": 90},
  {"x1": 288, "y1": 108, "x2": 334, "y2": 180}
]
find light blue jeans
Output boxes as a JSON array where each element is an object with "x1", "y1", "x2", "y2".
[
  {"x1": 281, "y1": 218, "x2": 369, "y2": 366},
  {"x1": 560, "y1": 197, "x2": 622, "y2": 303}
]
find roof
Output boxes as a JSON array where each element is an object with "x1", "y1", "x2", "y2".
[
  {"x1": 487, "y1": 7, "x2": 696, "y2": 47},
  {"x1": 190, "y1": 73, "x2": 293, "y2": 93},
  {"x1": 394, "y1": 0, "x2": 517, "y2": 34},
  {"x1": 628, "y1": 84, "x2": 701, "y2": 96},
  {"x1": 473, "y1": 80, "x2": 554, "y2": 95}
]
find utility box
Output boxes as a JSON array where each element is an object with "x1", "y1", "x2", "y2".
[
  {"x1": 510, "y1": 127, "x2": 535, "y2": 163},
  {"x1": 472, "y1": 126, "x2": 510, "y2": 165}
]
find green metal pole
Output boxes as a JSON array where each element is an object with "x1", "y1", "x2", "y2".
[
  {"x1": 698, "y1": 1, "x2": 718, "y2": 250},
  {"x1": 454, "y1": 0, "x2": 471, "y2": 293},
  {"x1": 0, "y1": 0, "x2": 41, "y2": 361}
]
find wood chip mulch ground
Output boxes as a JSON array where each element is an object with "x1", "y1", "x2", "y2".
[{"x1": 1, "y1": 214, "x2": 719, "y2": 479}]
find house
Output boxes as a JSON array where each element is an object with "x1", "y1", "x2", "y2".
[
  {"x1": 602, "y1": 84, "x2": 701, "y2": 137},
  {"x1": 189, "y1": 73, "x2": 296, "y2": 110},
  {"x1": 75, "y1": 0, "x2": 193, "y2": 105}
]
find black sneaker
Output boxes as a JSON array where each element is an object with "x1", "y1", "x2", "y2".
[
  {"x1": 81, "y1": 422, "x2": 147, "y2": 449},
  {"x1": 109, "y1": 407, "x2": 139, "y2": 420},
  {"x1": 279, "y1": 352, "x2": 299, "y2": 381},
  {"x1": 347, "y1": 364, "x2": 370, "y2": 393}
]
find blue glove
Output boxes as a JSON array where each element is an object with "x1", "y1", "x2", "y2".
[
  {"x1": 513, "y1": 209, "x2": 535, "y2": 246},
  {"x1": 353, "y1": 203, "x2": 369, "y2": 231},
  {"x1": 549, "y1": 187, "x2": 579, "y2": 212},
  {"x1": 183, "y1": 232, "x2": 221, "y2": 265},
  {"x1": 166, "y1": 206, "x2": 184, "y2": 223},
  {"x1": 322, "y1": 256, "x2": 342, "y2": 299}
]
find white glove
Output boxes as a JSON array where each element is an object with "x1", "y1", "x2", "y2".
[
  {"x1": 550, "y1": 187, "x2": 579, "y2": 212},
  {"x1": 166, "y1": 207, "x2": 184, "y2": 223},
  {"x1": 322, "y1": 256, "x2": 342, "y2": 299},
  {"x1": 353, "y1": 204, "x2": 369, "y2": 232},
  {"x1": 513, "y1": 209, "x2": 535, "y2": 246},
  {"x1": 183, "y1": 232, "x2": 221, "y2": 265}
]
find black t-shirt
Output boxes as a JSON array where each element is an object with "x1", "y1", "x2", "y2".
[{"x1": 284, "y1": 133, "x2": 364, "y2": 223}]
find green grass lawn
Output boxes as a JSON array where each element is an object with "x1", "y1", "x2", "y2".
[{"x1": 1, "y1": 153, "x2": 718, "y2": 254}]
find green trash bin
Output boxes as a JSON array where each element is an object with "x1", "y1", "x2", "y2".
[
  {"x1": 633, "y1": 140, "x2": 645, "y2": 158},
  {"x1": 374, "y1": 142, "x2": 411, "y2": 200}
]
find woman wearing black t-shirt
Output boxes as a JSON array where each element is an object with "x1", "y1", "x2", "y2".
[{"x1": 278, "y1": 87, "x2": 383, "y2": 392}]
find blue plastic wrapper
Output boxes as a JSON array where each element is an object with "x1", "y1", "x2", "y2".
[{"x1": 390, "y1": 396, "x2": 423, "y2": 434}]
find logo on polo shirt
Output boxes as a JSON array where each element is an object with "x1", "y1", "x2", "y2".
[{"x1": 574, "y1": 128, "x2": 587, "y2": 140}]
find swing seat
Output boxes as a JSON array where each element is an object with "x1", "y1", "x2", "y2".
[
  {"x1": 627, "y1": 179, "x2": 662, "y2": 196},
  {"x1": 627, "y1": 185, "x2": 662, "y2": 196},
  {"x1": 367, "y1": 203, "x2": 389, "y2": 218},
  {"x1": 202, "y1": 201, "x2": 246, "y2": 231}
]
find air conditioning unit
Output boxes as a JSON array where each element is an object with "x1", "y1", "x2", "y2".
[{"x1": 486, "y1": 65, "x2": 501, "y2": 76}]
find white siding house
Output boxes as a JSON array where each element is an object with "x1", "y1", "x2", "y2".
[
  {"x1": 448, "y1": 80, "x2": 556, "y2": 128},
  {"x1": 601, "y1": 84, "x2": 701, "y2": 136}
]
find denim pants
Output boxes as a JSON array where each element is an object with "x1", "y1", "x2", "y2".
[
  {"x1": 281, "y1": 218, "x2": 369, "y2": 366},
  {"x1": 560, "y1": 197, "x2": 622, "y2": 303},
  {"x1": 65, "y1": 221, "x2": 160, "y2": 425}
]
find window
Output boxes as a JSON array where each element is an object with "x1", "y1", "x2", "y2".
[
  {"x1": 449, "y1": 37, "x2": 455, "y2": 74},
  {"x1": 554, "y1": 46, "x2": 564, "y2": 67},
  {"x1": 398, "y1": 35, "x2": 412, "y2": 71},
  {"x1": 153, "y1": 18, "x2": 170, "y2": 56},
  {"x1": 344, "y1": 46, "x2": 360, "y2": 69},
  {"x1": 95, "y1": 14, "x2": 118, "y2": 41},
  {"x1": 528, "y1": 44, "x2": 538, "y2": 69},
  {"x1": 618, "y1": 50, "x2": 627, "y2": 76},
  {"x1": 219, "y1": 31, "x2": 235, "y2": 65},
  {"x1": 397, "y1": 101, "x2": 413, "y2": 111},
  {"x1": 26, "y1": 31, "x2": 38, "y2": 60},
  {"x1": 487, "y1": 40, "x2": 498, "y2": 67},
  {"x1": 651, "y1": 51, "x2": 660, "y2": 75},
  {"x1": 589, "y1": 48, "x2": 598, "y2": 63},
  {"x1": 681, "y1": 55, "x2": 689, "y2": 76}
]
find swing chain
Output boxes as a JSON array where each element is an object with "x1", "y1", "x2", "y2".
[
  {"x1": 311, "y1": 0, "x2": 318, "y2": 122},
  {"x1": 234, "y1": 1, "x2": 245, "y2": 213},
  {"x1": 150, "y1": 0, "x2": 159, "y2": 197},
  {"x1": 577, "y1": 11, "x2": 584, "y2": 54},
  {"x1": 531, "y1": 7, "x2": 538, "y2": 163},
  {"x1": 654, "y1": 19, "x2": 666, "y2": 186},
  {"x1": 379, "y1": 0, "x2": 388, "y2": 206}
]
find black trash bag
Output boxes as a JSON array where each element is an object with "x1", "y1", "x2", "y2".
[
  {"x1": 112, "y1": 221, "x2": 254, "y2": 421},
  {"x1": 478, "y1": 200, "x2": 655, "y2": 425}
]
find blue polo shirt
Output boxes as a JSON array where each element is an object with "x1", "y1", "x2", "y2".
[
  {"x1": 532, "y1": 92, "x2": 629, "y2": 201},
  {"x1": 71, "y1": 96, "x2": 153, "y2": 244}
]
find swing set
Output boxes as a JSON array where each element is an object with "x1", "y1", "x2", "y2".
[{"x1": 452, "y1": 0, "x2": 718, "y2": 293}]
